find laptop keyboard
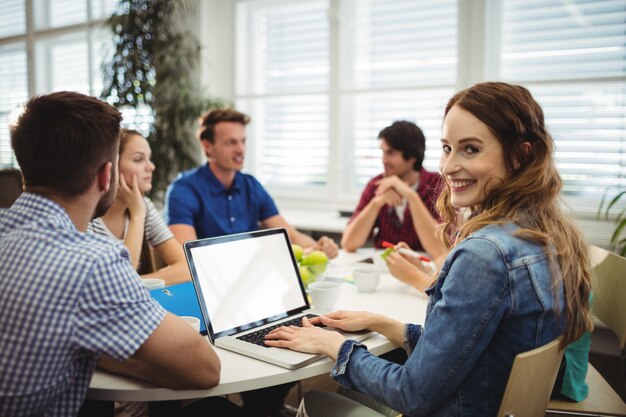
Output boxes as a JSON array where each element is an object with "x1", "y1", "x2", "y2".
[{"x1": 237, "y1": 314, "x2": 323, "y2": 347}]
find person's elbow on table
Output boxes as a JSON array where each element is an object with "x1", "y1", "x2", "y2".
[
  {"x1": 164, "y1": 323, "x2": 221, "y2": 389},
  {"x1": 106, "y1": 313, "x2": 221, "y2": 390}
]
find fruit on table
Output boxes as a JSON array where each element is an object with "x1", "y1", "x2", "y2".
[
  {"x1": 291, "y1": 244, "x2": 303, "y2": 262},
  {"x1": 299, "y1": 265, "x2": 316, "y2": 287},
  {"x1": 301, "y1": 250, "x2": 328, "y2": 274}
]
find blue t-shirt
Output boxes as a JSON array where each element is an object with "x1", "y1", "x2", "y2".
[{"x1": 165, "y1": 164, "x2": 279, "y2": 238}]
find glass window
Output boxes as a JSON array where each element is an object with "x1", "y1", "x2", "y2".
[
  {"x1": 237, "y1": 0, "x2": 330, "y2": 190},
  {"x1": 341, "y1": 0, "x2": 457, "y2": 190},
  {"x1": 35, "y1": 32, "x2": 90, "y2": 93},
  {"x1": 0, "y1": 1, "x2": 26, "y2": 37},
  {"x1": 0, "y1": 0, "x2": 119, "y2": 169},
  {"x1": 237, "y1": 0, "x2": 457, "y2": 197},
  {"x1": 0, "y1": 42, "x2": 28, "y2": 167},
  {"x1": 34, "y1": 0, "x2": 87, "y2": 29},
  {"x1": 500, "y1": 0, "x2": 626, "y2": 205}
]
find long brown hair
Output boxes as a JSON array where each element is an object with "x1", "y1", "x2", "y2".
[
  {"x1": 437, "y1": 82, "x2": 592, "y2": 346},
  {"x1": 116, "y1": 129, "x2": 154, "y2": 274}
]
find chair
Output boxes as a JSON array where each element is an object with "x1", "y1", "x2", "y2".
[
  {"x1": 0, "y1": 169, "x2": 23, "y2": 208},
  {"x1": 588, "y1": 245, "x2": 626, "y2": 381},
  {"x1": 497, "y1": 336, "x2": 564, "y2": 417},
  {"x1": 547, "y1": 245, "x2": 626, "y2": 416}
]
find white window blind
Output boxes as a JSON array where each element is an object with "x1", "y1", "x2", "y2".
[
  {"x1": 35, "y1": 32, "x2": 90, "y2": 93},
  {"x1": 34, "y1": 0, "x2": 87, "y2": 29},
  {"x1": 501, "y1": 0, "x2": 626, "y2": 202},
  {"x1": 0, "y1": 1, "x2": 26, "y2": 38},
  {"x1": 237, "y1": 0, "x2": 456, "y2": 198},
  {"x1": 237, "y1": 0, "x2": 330, "y2": 188},
  {"x1": 342, "y1": 0, "x2": 457, "y2": 190},
  {"x1": 0, "y1": 0, "x2": 119, "y2": 170},
  {"x1": 0, "y1": 43, "x2": 28, "y2": 167},
  {"x1": 341, "y1": 0, "x2": 457, "y2": 90}
]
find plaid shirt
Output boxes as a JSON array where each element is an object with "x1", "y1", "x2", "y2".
[
  {"x1": 349, "y1": 168, "x2": 443, "y2": 251},
  {"x1": 0, "y1": 193, "x2": 165, "y2": 417}
]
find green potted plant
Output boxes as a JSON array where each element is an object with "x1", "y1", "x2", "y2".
[
  {"x1": 100, "y1": 0, "x2": 225, "y2": 205},
  {"x1": 598, "y1": 190, "x2": 626, "y2": 256}
]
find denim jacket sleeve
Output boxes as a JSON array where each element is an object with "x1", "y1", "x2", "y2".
[{"x1": 330, "y1": 237, "x2": 512, "y2": 416}]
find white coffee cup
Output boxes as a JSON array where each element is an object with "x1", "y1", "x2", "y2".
[
  {"x1": 308, "y1": 281, "x2": 341, "y2": 311},
  {"x1": 142, "y1": 278, "x2": 165, "y2": 290},
  {"x1": 353, "y1": 267, "x2": 380, "y2": 293},
  {"x1": 180, "y1": 316, "x2": 201, "y2": 333}
]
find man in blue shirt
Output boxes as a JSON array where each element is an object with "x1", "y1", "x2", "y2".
[
  {"x1": 166, "y1": 108, "x2": 337, "y2": 416},
  {"x1": 166, "y1": 108, "x2": 338, "y2": 260},
  {"x1": 0, "y1": 92, "x2": 233, "y2": 417}
]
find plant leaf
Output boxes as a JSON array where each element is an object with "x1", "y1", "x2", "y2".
[
  {"x1": 606, "y1": 191, "x2": 626, "y2": 215},
  {"x1": 610, "y1": 218, "x2": 626, "y2": 244}
]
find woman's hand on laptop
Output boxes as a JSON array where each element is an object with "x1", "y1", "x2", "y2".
[
  {"x1": 264, "y1": 317, "x2": 346, "y2": 360},
  {"x1": 314, "y1": 310, "x2": 377, "y2": 332},
  {"x1": 320, "y1": 310, "x2": 407, "y2": 347}
]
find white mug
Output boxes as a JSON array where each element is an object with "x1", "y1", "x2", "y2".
[
  {"x1": 353, "y1": 267, "x2": 380, "y2": 293},
  {"x1": 308, "y1": 281, "x2": 341, "y2": 311},
  {"x1": 180, "y1": 316, "x2": 201, "y2": 333}
]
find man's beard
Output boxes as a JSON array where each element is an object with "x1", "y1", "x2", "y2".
[{"x1": 92, "y1": 166, "x2": 118, "y2": 220}]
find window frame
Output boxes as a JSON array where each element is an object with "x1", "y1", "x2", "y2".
[
  {"x1": 233, "y1": 0, "x2": 625, "y2": 220},
  {"x1": 0, "y1": 0, "x2": 111, "y2": 169}
]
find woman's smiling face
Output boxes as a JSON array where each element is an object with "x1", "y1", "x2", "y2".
[{"x1": 439, "y1": 104, "x2": 508, "y2": 209}]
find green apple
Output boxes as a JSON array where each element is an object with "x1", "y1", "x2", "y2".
[
  {"x1": 291, "y1": 244, "x2": 303, "y2": 262},
  {"x1": 299, "y1": 265, "x2": 316, "y2": 287},
  {"x1": 301, "y1": 250, "x2": 328, "y2": 274}
]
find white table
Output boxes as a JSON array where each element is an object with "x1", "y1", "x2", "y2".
[{"x1": 87, "y1": 249, "x2": 428, "y2": 401}]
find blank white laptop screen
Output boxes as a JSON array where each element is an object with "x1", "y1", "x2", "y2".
[{"x1": 188, "y1": 231, "x2": 307, "y2": 335}]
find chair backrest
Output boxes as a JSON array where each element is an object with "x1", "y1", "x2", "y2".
[
  {"x1": 497, "y1": 336, "x2": 564, "y2": 417},
  {"x1": 0, "y1": 169, "x2": 23, "y2": 208},
  {"x1": 590, "y1": 245, "x2": 626, "y2": 350}
]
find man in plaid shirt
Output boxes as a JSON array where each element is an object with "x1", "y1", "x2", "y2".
[
  {"x1": 341, "y1": 121, "x2": 444, "y2": 256},
  {"x1": 0, "y1": 92, "x2": 222, "y2": 417}
]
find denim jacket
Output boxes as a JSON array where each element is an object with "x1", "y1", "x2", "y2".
[{"x1": 331, "y1": 223, "x2": 565, "y2": 417}]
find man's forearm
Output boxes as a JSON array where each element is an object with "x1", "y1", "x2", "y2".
[
  {"x1": 341, "y1": 200, "x2": 381, "y2": 251},
  {"x1": 98, "y1": 355, "x2": 180, "y2": 388}
]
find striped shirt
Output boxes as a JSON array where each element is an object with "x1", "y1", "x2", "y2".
[
  {"x1": 0, "y1": 193, "x2": 165, "y2": 417},
  {"x1": 88, "y1": 197, "x2": 173, "y2": 247}
]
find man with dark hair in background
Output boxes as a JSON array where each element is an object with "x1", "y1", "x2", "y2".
[
  {"x1": 341, "y1": 120, "x2": 444, "y2": 258},
  {"x1": 0, "y1": 91, "x2": 240, "y2": 417}
]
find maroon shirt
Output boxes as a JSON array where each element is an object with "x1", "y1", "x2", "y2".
[{"x1": 349, "y1": 168, "x2": 443, "y2": 251}]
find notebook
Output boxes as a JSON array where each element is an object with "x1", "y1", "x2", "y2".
[
  {"x1": 184, "y1": 228, "x2": 374, "y2": 369},
  {"x1": 150, "y1": 281, "x2": 206, "y2": 335}
]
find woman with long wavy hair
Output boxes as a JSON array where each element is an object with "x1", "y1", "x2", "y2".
[{"x1": 265, "y1": 82, "x2": 593, "y2": 417}]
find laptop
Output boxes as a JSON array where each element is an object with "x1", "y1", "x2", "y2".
[
  {"x1": 183, "y1": 228, "x2": 374, "y2": 369},
  {"x1": 150, "y1": 281, "x2": 206, "y2": 335}
]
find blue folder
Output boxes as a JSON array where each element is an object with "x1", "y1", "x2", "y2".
[{"x1": 150, "y1": 281, "x2": 206, "y2": 334}]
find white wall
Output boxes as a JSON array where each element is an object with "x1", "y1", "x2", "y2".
[{"x1": 197, "y1": 0, "x2": 236, "y2": 102}]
